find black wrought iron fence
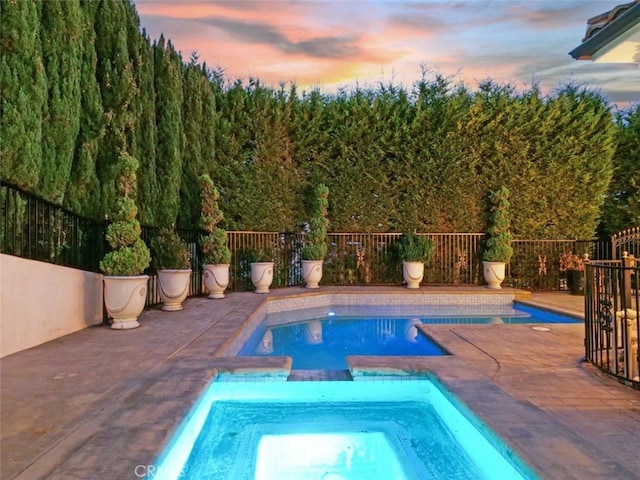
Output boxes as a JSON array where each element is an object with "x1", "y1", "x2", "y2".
[
  {"x1": 323, "y1": 232, "x2": 400, "y2": 285},
  {"x1": 1, "y1": 181, "x2": 616, "y2": 296},
  {"x1": 224, "y1": 232, "x2": 609, "y2": 291},
  {"x1": 612, "y1": 227, "x2": 640, "y2": 259},
  {"x1": 227, "y1": 231, "x2": 304, "y2": 291},
  {"x1": 585, "y1": 255, "x2": 639, "y2": 390},
  {"x1": 322, "y1": 233, "x2": 486, "y2": 286},
  {"x1": 509, "y1": 239, "x2": 609, "y2": 291},
  {"x1": 1, "y1": 181, "x2": 105, "y2": 271}
]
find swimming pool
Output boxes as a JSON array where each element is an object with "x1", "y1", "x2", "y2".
[
  {"x1": 238, "y1": 303, "x2": 580, "y2": 369},
  {"x1": 150, "y1": 379, "x2": 541, "y2": 480}
]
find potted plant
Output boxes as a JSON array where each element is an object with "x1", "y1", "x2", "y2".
[
  {"x1": 482, "y1": 186, "x2": 513, "y2": 289},
  {"x1": 301, "y1": 184, "x2": 329, "y2": 288},
  {"x1": 396, "y1": 232, "x2": 435, "y2": 288},
  {"x1": 559, "y1": 252, "x2": 585, "y2": 295},
  {"x1": 248, "y1": 247, "x2": 275, "y2": 294},
  {"x1": 100, "y1": 154, "x2": 151, "y2": 330},
  {"x1": 199, "y1": 174, "x2": 231, "y2": 299},
  {"x1": 151, "y1": 228, "x2": 191, "y2": 311}
]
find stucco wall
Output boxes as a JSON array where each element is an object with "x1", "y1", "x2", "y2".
[{"x1": 0, "y1": 254, "x2": 103, "y2": 358}]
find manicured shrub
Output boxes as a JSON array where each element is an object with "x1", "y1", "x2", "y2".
[
  {"x1": 199, "y1": 174, "x2": 231, "y2": 265},
  {"x1": 301, "y1": 184, "x2": 329, "y2": 260},
  {"x1": 396, "y1": 233, "x2": 435, "y2": 263},
  {"x1": 100, "y1": 155, "x2": 151, "y2": 276},
  {"x1": 482, "y1": 186, "x2": 513, "y2": 263}
]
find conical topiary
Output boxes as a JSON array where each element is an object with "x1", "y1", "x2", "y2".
[
  {"x1": 199, "y1": 174, "x2": 231, "y2": 265},
  {"x1": 482, "y1": 186, "x2": 513, "y2": 263},
  {"x1": 100, "y1": 154, "x2": 151, "y2": 276},
  {"x1": 301, "y1": 184, "x2": 329, "y2": 260}
]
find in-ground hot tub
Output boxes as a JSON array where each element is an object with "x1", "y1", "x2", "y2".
[{"x1": 150, "y1": 378, "x2": 540, "y2": 480}]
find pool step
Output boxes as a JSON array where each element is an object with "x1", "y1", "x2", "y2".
[{"x1": 288, "y1": 369, "x2": 353, "y2": 381}]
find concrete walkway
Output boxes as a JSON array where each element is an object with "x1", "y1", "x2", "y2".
[{"x1": 1, "y1": 287, "x2": 639, "y2": 480}]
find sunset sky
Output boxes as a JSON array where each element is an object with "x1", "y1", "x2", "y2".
[{"x1": 135, "y1": 0, "x2": 640, "y2": 108}]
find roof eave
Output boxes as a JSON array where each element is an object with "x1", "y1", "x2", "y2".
[{"x1": 569, "y1": 2, "x2": 640, "y2": 60}]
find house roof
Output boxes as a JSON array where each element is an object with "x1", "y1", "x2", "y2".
[{"x1": 569, "y1": 0, "x2": 640, "y2": 63}]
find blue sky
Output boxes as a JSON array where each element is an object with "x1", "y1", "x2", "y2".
[{"x1": 135, "y1": 0, "x2": 640, "y2": 108}]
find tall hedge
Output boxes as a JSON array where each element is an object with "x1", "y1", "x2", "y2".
[
  {"x1": 178, "y1": 59, "x2": 218, "y2": 228},
  {"x1": 599, "y1": 104, "x2": 640, "y2": 236},
  {"x1": 64, "y1": 0, "x2": 103, "y2": 218},
  {"x1": 153, "y1": 35, "x2": 183, "y2": 226},
  {"x1": 37, "y1": 0, "x2": 82, "y2": 204},
  {"x1": 128, "y1": 20, "x2": 158, "y2": 226},
  {"x1": 0, "y1": 0, "x2": 46, "y2": 190},
  {"x1": 213, "y1": 80, "x2": 304, "y2": 231},
  {"x1": 1, "y1": 1, "x2": 630, "y2": 239},
  {"x1": 94, "y1": 0, "x2": 138, "y2": 218}
]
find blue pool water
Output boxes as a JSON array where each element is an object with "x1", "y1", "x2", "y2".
[
  {"x1": 239, "y1": 303, "x2": 580, "y2": 369},
  {"x1": 240, "y1": 316, "x2": 446, "y2": 369},
  {"x1": 150, "y1": 380, "x2": 540, "y2": 480}
]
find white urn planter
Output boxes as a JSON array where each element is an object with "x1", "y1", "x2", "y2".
[
  {"x1": 157, "y1": 269, "x2": 191, "y2": 311},
  {"x1": 103, "y1": 275, "x2": 149, "y2": 330},
  {"x1": 251, "y1": 262, "x2": 274, "y2": 294},
  {"x1": 203, "y1": 264, "x2": 230, "y2": 299},
  {"x1": 483, "y1": 261, "x2": 506, "y2": 289},
  {"x1": 402, "y1": 261, "x2": 424, "y2": 289},
  {"x1": 302, "y1": 260, "x2": 323, "y2": 288}
]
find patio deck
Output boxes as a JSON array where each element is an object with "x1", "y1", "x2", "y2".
[{"x1": 1, "y1": 287, "x2": 639, "y2": 480}]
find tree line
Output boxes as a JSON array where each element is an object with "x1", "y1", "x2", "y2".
[{"x1": 1, "y1": 0, "x2": 637, "y2": 239}]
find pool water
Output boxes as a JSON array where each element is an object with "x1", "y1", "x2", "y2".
[
  {"x1": 151, "y1": 380, "x2": 540, "y2": 480},
  {"x1": 240, "y1": 317, "x2": 446, "y2": 369},
  {"x1": 239, "y1": 303, "x2": 580, "y2": 369}
]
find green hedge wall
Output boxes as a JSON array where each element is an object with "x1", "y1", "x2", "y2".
[{"x1": 2, "y1": 0, "x2": 636, "y2": 239}]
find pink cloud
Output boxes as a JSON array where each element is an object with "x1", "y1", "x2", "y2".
[{"x1": 135, "y1": 0, "x2": 639, "y2": 106}]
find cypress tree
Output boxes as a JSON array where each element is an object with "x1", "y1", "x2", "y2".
[
  {"x1": 179, "y1": 57, "x2": 213, "y2": 228},
  {"x1": 153, "y1": 36, "x2": 184, "y2": 226},
  {"x1": 253, "y1": 82, "x2": 304, "y2": 231},
  {"x1": 599, "y1": 104, "x2": 640, "y2": 236},
  {"x1": 38, "y1": 0, "x2": 83, "y2": 204},
  {"x1": 64, "y1": 0, "x2": 103, "y2": 218},
  {"x1": 216, "y1": 80, "x2": 303, "y2": 231},
  {"x1": 200, "y1": 64, "x2": 220, "y2": 189},
  {"x1": 408, "y1": 73, "x2": 475, "y2": 232},
  {"x1": 213, "y1": 80, "x2": 259, "y2": 230},
  {"x1": 520, "y1": 85, "x2": 615, "y2": 239},
  {"x1": 0, "y1": 0, "x2": 47, "y2": 189},
  {"x1": 129, "y1": 24, "x2": 158, "y2": 225},
  {"x1": 94, "y1": 0, "x2": 137, "y2": 218},
  {"x1": 307, "y1": 85, "x2": 396, "y2": 232}
]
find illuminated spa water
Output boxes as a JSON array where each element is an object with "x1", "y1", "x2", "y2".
[{"x1": 151, "y1": 380, "x2": 540, "y2": 480}]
